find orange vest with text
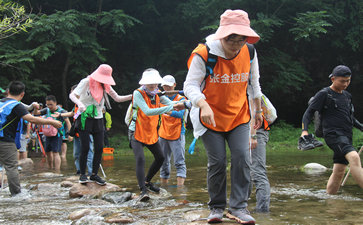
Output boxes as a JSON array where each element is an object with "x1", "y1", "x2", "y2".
[
  {"x1": 158, "y1": 94, "x2": 184, "y2": 140},
  {"x1": 188, "y1": 44, "x2": 251, "y2": 132},
  {"x1": 134, "y1": 89, "x2": 161, "y2": 145}
]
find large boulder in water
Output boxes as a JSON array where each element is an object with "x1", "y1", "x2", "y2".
[
  {"x1": 302, "y1": 163, "x2": 328, "y2": 175},
  {"x1": 69, "y1": 182, "x2": 122, "y2": 198}
]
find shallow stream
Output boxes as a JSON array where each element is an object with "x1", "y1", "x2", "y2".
[{"x1": 0, "y1": 150, "x2": 362, "y2": 224}]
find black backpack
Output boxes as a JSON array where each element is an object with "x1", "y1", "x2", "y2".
[{"x1": 308, "y1": 87, "x2": 353, "y2": 137}]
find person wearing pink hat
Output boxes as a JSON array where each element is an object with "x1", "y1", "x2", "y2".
[
  {"x1": 184, "y1": 9, "x2": 263, "y2": 224},
  {"x1": 69, "y1": 64, "x2": 132, "y2": 185}
]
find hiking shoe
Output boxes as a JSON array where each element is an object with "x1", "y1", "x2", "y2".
[
  {"x1": 139, "y1": 188, "x2": 150, "y2": 202},
  {"x1": 298, "y1": 135, "x2": 315, "y2": 151},
  {"x1": 226, "y1": 208, "x2": 255, "y2": 225},
  {"x1": 306, "y1": 134, "x2": 324, "y2": 148},
  {"x1": 145, "y1": 181, "x2": 160, "y2": 193},
  {"x1": 207, "y1": 208, "x2": 224, "y2": 223},
  {"x1": 79, "y1": 174, "x2": 89, "y2": 184},
  {"x1": 89, "y1": 174, "x2": 106, "y2": 186}
]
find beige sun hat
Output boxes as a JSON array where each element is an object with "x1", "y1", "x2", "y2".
[
  {"x1": 139, "y1": 68, "x2": 164, "y2": 85},
  {"x1": 213, "y1": 9, "x2": 260, "y2": 44}
]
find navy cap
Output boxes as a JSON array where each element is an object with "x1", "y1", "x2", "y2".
[{"x1": 329, "y1": 65, "x2": 352, "y2": 78}]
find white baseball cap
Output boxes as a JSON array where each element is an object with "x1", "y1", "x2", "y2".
[{"x1": 161, "y1": 75, "x2": 176, "y2": 86}]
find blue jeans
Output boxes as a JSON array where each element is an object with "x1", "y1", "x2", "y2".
[
  {"x1": 159, "y1": 135, "x2": 187, "y2": 179},
  {"x1": 73, "y1": 135, "x2": 94, "y2": 175}
]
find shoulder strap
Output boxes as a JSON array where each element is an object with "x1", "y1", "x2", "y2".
[
  {"x1": 246, "y1": 43, "x2": 255, "y2": 63},
  {"x1": 205, "y1": 44, "x2": 218, "y2": 80}
]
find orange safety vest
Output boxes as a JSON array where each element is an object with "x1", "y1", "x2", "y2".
[
  {"x1": 134, "y1": 89, "x2": 161, "y2": 145},
  {"x1": 158, "y1": 94, "x2": 184, "y2": 140},
  {"x1": 262, "y1": 115, "x2": 270, "y2": 131},
  {"x1": 188, "y1": 44, "x2": 251, "y2": 132}
]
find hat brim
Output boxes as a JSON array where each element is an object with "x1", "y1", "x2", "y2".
[
  {"x1": 161, "y1": 81, "x2": 175, "y2": 86},
  {"x1": 139, "y1": 77, "x2": 164, "y2": 85},
  {"x1": 90, "y1": 73, "x2": 116, "y2": 85},
  {"x1": 213, "y1": 24, "x2": 260, "y2": 44}
]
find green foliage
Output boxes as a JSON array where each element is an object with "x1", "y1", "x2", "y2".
[
  {"x1": 251, "y1": 13, "x2": 282, "y2": 42},
  {"x1": 289, "y1": 11, "x2": 332, "y2": 41},
  {"x1": 0, "y1": 0, "x2": 32, "y2": 40}
]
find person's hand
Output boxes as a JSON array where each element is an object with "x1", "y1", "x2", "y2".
[
  {"x1": 106, "y1": 128, "x2": 110, "y2": 131},
  {"x1": 32, "y1": 102, "x2": 40, "y2": 110},
  {"x1": 254, "y1": 113, "x2": 262, "y2": 130},
  {"x1": 301, "y1": 130, "x2": 309, "y2": 137},
  {"x1": 200, "y1": 103, "x2": 216, "y2": 127},
  {"x1": 52, "y1": 112, "x2": 61, "y2": 118},
  {"x1": 173, "y1": 102, "x2": 185, "y2": 111},
  {"x1": 78, "y1": 105, "x2": 86, "y2": 113},
  {"x1": 164, "y1": 111, "x2": 172, "y2": 116},
  {"x1": 250, "y1": 138, "x2": 258, "y2": 149},
  {"x1": 25, "y1": 134, "x2": 30, "y2": 139},
  {"x1": 52, "y1": 120, "x2": 63, "y2": 129},
  {"x1": 68, "y1": 136, "x2": 73, "y2": 142}
]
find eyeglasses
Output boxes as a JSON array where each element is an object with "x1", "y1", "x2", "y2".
[{"x1": 225, "y1": 36, "x2": 247, "y2": 45}]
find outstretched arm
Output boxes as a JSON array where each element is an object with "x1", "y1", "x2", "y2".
[{"x1": 108, "y1": 87, "x2": 132, "y2": 103}]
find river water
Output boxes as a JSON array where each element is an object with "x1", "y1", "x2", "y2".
[{"x1": 0, "y1": 149, "x2": 362, "y2": 225}]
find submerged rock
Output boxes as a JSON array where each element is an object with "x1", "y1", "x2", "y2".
[
  {"x1": 37, "y1": 172, "x2": 64, "y2": 178},
  {"x1": 69, "y1": 208, "x2": 99, "y2": 221},
  {"x1": 102, "y1": 192, "x2": 133, "y2": 204},
  {"x1": 69, "y1": 182, "x2": 122, "y2": 198},
  {"x1": 60, "y1": 180, "x2": 74, "y2": 188},
  {"x1": 18, "y1": 158, "x2": 34, "y2": 168},
  {"x1": 105, "y1": 213, "x2": 134, "y2": 223}
]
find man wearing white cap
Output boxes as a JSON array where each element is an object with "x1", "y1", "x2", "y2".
[
  {"x1": 184, "y1": 9, "x2": 263, "y2": 224},
  {"x1": 159, "y1": 75, "x2": 187, "y2": 186}
]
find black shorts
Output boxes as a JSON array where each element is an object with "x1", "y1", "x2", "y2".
[
  {"x1": 45, "y1": 136, "x2": 62, "y2": 153},
  {"x1": 324, "y1": 134, "x2": 355, "y2": 165}
]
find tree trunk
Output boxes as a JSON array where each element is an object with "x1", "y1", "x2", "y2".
[{"x1": 61, "y1": 50, "x2": 71, "y2": 109}]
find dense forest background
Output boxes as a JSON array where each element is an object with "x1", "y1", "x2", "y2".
[{"x1": 0, "y1": 0, "x2": 362, "y2": 128}]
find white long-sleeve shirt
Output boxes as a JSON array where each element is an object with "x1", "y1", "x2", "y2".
[{"x1": 183, "y1": 35, "x2": 262, "y2": 138}]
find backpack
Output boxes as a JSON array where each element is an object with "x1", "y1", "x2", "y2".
[
  {"x1": 42, "y1": 108, "x2": 59, "y2": 137},
  {"x1": 308, "y1": 87, "x2": 353, "y2": 138},
  {"x1": 0, "y1": 99, "x2": 20, "y2": 137}
]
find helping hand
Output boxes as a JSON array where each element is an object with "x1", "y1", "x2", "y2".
[{"x1": 52, "y1": 120, "x2": 63, "y2": 129}]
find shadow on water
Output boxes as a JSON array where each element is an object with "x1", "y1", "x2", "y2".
[{"x1": 0, "y1": 148, "x2": 362, "y2": 224}]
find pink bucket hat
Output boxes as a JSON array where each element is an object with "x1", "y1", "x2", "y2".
[
  {"x1": 213, "y1": 9, "x2": 260, "y2": 44},
  {"x1": 89, "y1": 64, "x2": 116, "y2": 85}
]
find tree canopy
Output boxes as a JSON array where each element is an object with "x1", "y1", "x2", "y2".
[{"x1": 0, "y1": 0, "x2": 361, "y2": 126}]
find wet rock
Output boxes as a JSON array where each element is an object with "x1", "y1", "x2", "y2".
[
  {"x1": 73, "y1": 215, "x2": 106, "y2": 225},
  {"x1": 69, "y1": 208, "x2": 100, "y2": 221},
  {"x1": 102, "y1": 192, "x2": 133, "y2": 204},
  {"x1": 105, "y1": 213, "x2": 134, "y2": 223},
  {"x1": 61, "y1": 180, "x2": 74, "y2": 188},
  {"x1": 32, "y1": 182, "x2": 59, "y2": 191},
  {"x1": 18, "y1": 158, "x2": 34, "y2": 168},
  {"x1": 69, "y1": 182, "x2": 122, "y2": 198},
  {"x1": 37, "y1": 172, "x2": 64, "y2": 178},
  {"x1": 65, "y1": 176, "x2": 79, "y2": 182},
  {"x1": 302, "y1": 163, "x2": 328, "y2": 175}
]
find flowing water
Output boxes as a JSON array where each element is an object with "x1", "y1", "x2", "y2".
[{"x1": 0, "y1": 149, "x2": 362, "y2": 225}]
